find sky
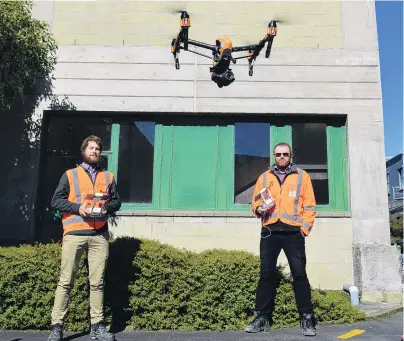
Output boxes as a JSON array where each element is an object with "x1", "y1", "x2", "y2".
[{"x1": 375, "y1": 1, "x2": 403, "y2": 158}]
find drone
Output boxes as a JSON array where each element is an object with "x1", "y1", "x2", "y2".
[{"x1": 170, "y1": 11, "x2": 278, "y2": 88}]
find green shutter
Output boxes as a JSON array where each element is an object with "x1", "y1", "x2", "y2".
[
  {"x1": 158, "y1": 124, "x2": 227, "y2": 210},
  {"x1": 108, "y1": 123, "x2": 120, "y2": 177},
  {"x1": 171, "y1": 126, "x2": 219, "y2": 209},
  {"x1": 326, "y1": 125, "x2": 349, "y2": 210},
  {"x1": 217, "y1": 124, "x2": 233, "y2": 210},
  {"x1": 151, "y1": 123, "x2": 163, "y2": 209},
  {"x1": 270, "y1": 124, "x2": 292, "y2": 165},
  {"x1": 159, "y1": 124, "x2": 174, "y2": 209}
]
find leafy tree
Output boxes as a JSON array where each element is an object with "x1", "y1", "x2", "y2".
[{"x1": 0, "y1": 0, "x2": 57, "y2": 110}]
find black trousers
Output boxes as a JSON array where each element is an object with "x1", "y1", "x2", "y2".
[{"x1": 255, "y1": 228, "x2": 313, "y2": 316}]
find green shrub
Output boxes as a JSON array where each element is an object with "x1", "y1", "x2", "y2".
[
  {"x1": 390, "y1": 214, "x2": 403, "y2": 244},
  {"x1": 0, "y1": 237, "x2": 366, "y2": 332}
]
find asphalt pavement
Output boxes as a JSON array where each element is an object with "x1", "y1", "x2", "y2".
[{"x1": 0, "y1": 311, "x2": 402, "y2": 341}]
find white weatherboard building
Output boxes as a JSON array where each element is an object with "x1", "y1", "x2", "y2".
[{"x1": 1, "y1": 1, "x2": 401, "y2": 304}]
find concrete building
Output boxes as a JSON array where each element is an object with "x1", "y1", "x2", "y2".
[
  {"x1": 387, "y1": 153, "x2": 403, "y2": 218},
  {"x1": 1, "y1": 0, "x2": 402, "y2": 304}
]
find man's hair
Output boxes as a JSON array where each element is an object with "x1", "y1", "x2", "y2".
[
  {"x1": 273, "y1": 142, "x2": 292, "y2": 154},
  {"x1": 81, "y1": 135, "x2": 103, "y2": 154}
]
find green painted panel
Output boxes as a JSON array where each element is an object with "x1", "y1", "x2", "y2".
[
  {"x1": 270, "y1": 124, "x2": 292, "y2": 165},
  {"x1": 159, "y1": 125, "x2": 174, "y2": 209},
  {"x1": 151, "y1": 123, "x2": 163, "y2": 209},
  {"x1": 327, "y1": 125, "x2": 349, "y2": 210},
  {"x1": 217, "y1": 124, "x2": 233, "y2": 210},
  {"x1": 169, "y1": 125, "x2": 219, "y2": 210},
  {"x1": 107, "y1": 123, "x2": 120, "y2": 177},
  {"x1": 225, "y1": 125, "x2": 236, "y2": 210}
]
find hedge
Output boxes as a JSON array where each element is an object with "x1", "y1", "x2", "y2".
[{"x1": 0, "y1": 237, "x2": 366, "y2": 332}]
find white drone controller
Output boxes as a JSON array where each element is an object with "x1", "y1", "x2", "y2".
[
  {"x1": 259, "y1": 188, "x2": 275, "y2": 211},
  {"x1": 84, "y1": 193, "x2": 109, "y2": 217}
]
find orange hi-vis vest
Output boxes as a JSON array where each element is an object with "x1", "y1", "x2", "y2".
[
  {"x1": 62, "y1": 166, "x2": 114, "y2": 236},
  {"x1": 251, "y1": 165, "x2": 316, "y2": 236}
]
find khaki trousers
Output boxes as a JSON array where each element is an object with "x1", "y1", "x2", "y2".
[{"x1": 51, "y1": 232, "x2": 109, "y2": 325}]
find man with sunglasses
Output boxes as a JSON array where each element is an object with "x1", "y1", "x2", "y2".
[{"x1": 245, "y1": 142, "x2": 317, "y2": 337}]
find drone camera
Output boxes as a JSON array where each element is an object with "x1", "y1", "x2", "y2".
[
  {"x1": 211, "y1": 69, "x2": 235, "y2": 88},
  {"x1": 210, "y1": 48, "x2": 235, "y2": 87}
]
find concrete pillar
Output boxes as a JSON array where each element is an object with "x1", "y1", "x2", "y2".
[{"x1": 343, "y1": 1, "x2": 403, "y2": 303}]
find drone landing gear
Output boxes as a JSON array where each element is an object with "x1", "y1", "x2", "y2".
[
  {"x1": 248, "y1": 58, "x2": 254, "y2": 77},
  {"x1": 171, "y1": 38, "x2": 181, "y2": 69}
]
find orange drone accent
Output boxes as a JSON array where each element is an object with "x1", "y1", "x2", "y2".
[
  {"x1": 170, "y1": 11, "x2": 278, "y2": 88},
  {"x1": 216, "y1": 36, "x2": 233, "y2": 51},
  {"x1": 180, "y1": 17, "x2": 191, "y2": 27}
]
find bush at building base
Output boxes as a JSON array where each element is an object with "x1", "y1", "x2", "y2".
[{"x1": 0, "y1": 237, "x2": 366, "y2": 332}]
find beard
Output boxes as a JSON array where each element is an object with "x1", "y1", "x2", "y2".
[
  {"x1": 275, "y1": 159, "x2": 290, "y2": 169},
  {"x1": 83, "y1": 154, "x2": 100, "y2": 166}
]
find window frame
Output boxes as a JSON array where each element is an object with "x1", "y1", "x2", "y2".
[
  {"x1": 44, "y1": 114, "x2": 349, "y2": 213},
  {"x1": 227, "y1": 118, "x2": 349, "y2": 212},
  {"x1": 387, "y1": 172, "x2": 390, "y2": 196}
]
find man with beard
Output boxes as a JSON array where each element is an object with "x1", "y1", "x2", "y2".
[
  {"x1": 245, "y1": 142, "x2": 317, "y2": 337},
  {"x1": 47, "y1": 135, "x2": 121, "y2": 341}
]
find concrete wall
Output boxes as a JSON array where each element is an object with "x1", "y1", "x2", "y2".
[
  {"x1": 110, "y1": 214, "x2": 353, "y2": 290},
  {"x1": 0, "y1": 0, "x2": 400, "y2": 302},
  {"x1": 51, "y1": 1, "x2": 343, "y2": 48}
]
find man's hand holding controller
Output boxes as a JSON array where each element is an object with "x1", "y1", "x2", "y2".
[
  {"x1": 256, "y1": 204, "x2": 268, "y2": 215},
  {"x1": 256, "y1": 188, "x2": 275, "y2": 216}
]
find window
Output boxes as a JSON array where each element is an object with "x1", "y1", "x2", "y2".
[
  {"x1": 269, "y1": 117, "x2": 348, "y2": 211},
  {"x1": 38, "y1": 115, "x2": 114, "y2": 242},
  {"x1": 234, "y1": 123, "x2": 270, "y2": 204},
  {"x1": 398, "y1": 168, "x2": 403, "y2": 189},
  {"x1": 47, "y1": 116, "x2": 112, "y2": 158},
  {"x1": 291, "y1": 122, "x2": 329, "y2": 205},
  {"x1": 117, "y1": 121, "x2": 155, "y2": 203},
  {"x1": 387, "y1": 173, "x2": 390, "y2": 195},
  {"x1": 39, "y1": 113, "x2": 349, "y2": 220}
]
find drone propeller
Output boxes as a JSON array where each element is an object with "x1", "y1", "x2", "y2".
[
  {"x1": 170, "y1": 9, "x2": 187, "y2": 14},
  {"x1": 164, "y1": 7, "x2": 190, "y2": 16},
  {"x1": 252, "y1": 16, "x2": 290, "y2": 26},
  {"x1": 271, "y1": 17, "x2": 287, "y2": 24}
]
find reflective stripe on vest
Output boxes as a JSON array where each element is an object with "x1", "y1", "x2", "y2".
[
  {"x1": 294, "y1": 168, "x2": 303, "y2": 218},
  {"x1": 63, "y1": 215, "x2": 107, "y2": 227},
  {"x1": 71, "y1": 168, "x2": 81, "y2": 203}
]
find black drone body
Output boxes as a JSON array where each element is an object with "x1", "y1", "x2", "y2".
[{"x1": 170, "y1": 11, "x2": 278, "y2": 88}]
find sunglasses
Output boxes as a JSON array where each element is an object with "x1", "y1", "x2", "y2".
[{"x1": 275, "y1": 153, "x2": 290, "y2": 157}]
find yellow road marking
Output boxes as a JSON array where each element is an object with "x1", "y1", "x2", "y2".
[{"x1": 337, "y1": 329, "x2": 366, "y2": 339}]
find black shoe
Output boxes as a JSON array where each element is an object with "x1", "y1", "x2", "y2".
[
  {"x1": 244, "y1": 312, "x2": 272, "y2": 333},
  {"x1": 90, "y1": 321, "x2": 115, "y2": 341},
  {"x1": 300, "y1": 312, "x2": 316, "y2": 336},
  {"x1": 47, "y1": 323, "x2": 63, "y2": 341}
]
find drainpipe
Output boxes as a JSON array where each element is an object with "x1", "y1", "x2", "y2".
[{"x1": 343, "y1": 283, "x2": 360, "y2": 306}]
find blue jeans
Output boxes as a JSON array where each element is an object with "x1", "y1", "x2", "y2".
[{"x1": 255, "y1": 228, "x2": 313, "y2": 315}]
